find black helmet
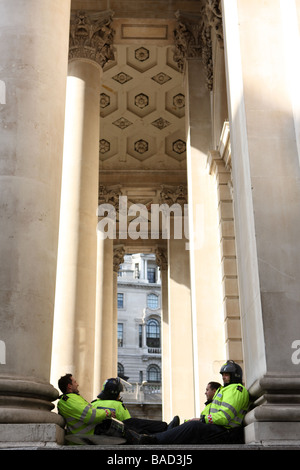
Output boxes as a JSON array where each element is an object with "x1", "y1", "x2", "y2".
[
  {"x1": 220, "y1": 360, "x2": 243, "y2": 384},
  {"x1": 98, "y1": 377, "x2": 123, "y2": 400}
]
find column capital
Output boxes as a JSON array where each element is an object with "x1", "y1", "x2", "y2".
[
  {"x1": 155, "y1": 247, "x2": 168, "y2": 271},
  {"x1": 69, "y1": 10, "x2": 115, "y2": 68},
  {"x1": 159, "y1": 184, "x2": 188, "y2": 207},
  {"x1": 113, "y1": 245, "x2": 125, "y2": 272},
  {"x1": 98, "y1": 184, "x2": 122, "y2": 210},
  {"x1": 174, "y1": 1, "x2": 223, "y2": 90}
]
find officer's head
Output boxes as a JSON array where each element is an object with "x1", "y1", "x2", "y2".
[
  {"x1": 98, "y1": 377, "x2": 123, "y2": 400},
  {"x1": 220, "y1": 360, "x2": 243, "y2": 385}
]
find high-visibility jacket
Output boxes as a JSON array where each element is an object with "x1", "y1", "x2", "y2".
[
  {"x1": 57, "y1": 393, "x2": 112, "y2": 436},
  {"x1": 91, "y1": 398, "x2": 131, "y2": 421},
  {"x1": 201, "y1": 383, "x2": 249, "y2": 429}
]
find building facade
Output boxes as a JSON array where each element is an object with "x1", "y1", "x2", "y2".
[
  {"x1": 0, "y1": 0, "x2": 300, "y2": 446},
  {"x1": 117, "y1": 253, "x2": 163, "y2": 419}
]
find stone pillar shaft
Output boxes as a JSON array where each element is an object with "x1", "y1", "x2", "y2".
[
  {"x1": 0, "y1": 0, "x2": 70, "y2": 426},
  {"x1": 167, "y1": 232, "x2": 195, "y2": 420},
  {"x1": 222, "y1": 0, "x2": 300, "y2": 444},
  {"x1": 185, "y1": 58, "x2": 226, "y2": 415},
  {"x1": 51, "y1": 58, "x2": 101, "y2": 402}
]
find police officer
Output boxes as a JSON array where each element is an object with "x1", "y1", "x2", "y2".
[
  {"x1": 92, "y1": 377, "x2": 180, "y2": 434},
  {"x1": 139, "y1": 360, "x2": 249, "y2": 445},
  {"x1": 57, "y1": 374, "x2": 117, "y2": 443},
  {"x1": 57, "y1": 374, "x2": 143, "y2": 445}
]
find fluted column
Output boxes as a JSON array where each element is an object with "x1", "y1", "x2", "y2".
[
  {"x1": 0, "y1": 0, "x2": 70, "y2": 435},
  {"x1": 51, "y1": 10, "x2": 114, "y2": 403}
]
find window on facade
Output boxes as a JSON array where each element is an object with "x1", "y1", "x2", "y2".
[
  {"x1": 146, "y1": 319, "x2": 160, "y2": 348},
  {"x1": 134, "y1": 263, "x2": 140, "y2": 279},
  {"x1": 147, "y1": 266, "x2": 156, "y2": 283},
  {"x1": 139, "y1": 324, "x2": 143, "y2": 348},
  {"x1": 117, "y1": 293, "x2": 124, "y2": 308},
  {"x1": 118, "y1": 323, "x2": 123, "y2": 347},
  {"x1": 147, "y1": 293, "x2": 158, "y2": 309},
  {"x1": 147, "y1": 364, "x2": 161, "y2": 382}
]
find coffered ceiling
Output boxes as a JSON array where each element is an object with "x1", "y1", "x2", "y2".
[{"x1": 99, "y1": 41, "x2": 186, "y2": 174}]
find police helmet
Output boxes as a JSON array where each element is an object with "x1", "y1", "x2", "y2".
[
  {"x1": 220, "y1": 360, "x2": 243, "y2": 384},
  {"x1": 98, "y1": 377, "x2": 123, "y2": 399}
]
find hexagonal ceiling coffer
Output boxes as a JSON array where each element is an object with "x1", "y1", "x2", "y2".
[
  {"x1": 126, "y1": 45, "x2": 158, "y2": 72},
  {"x1": 165, "y1": 132, "x2": 186, "y2": 162},
  {"x1": 165, "y1": 86, "x2": 185, "y2": 118},
  {"x1": 100, "y1": 89, "x2": 118, "y2": 118},
  {"x1": 99, "y1": 136, "x2": 118, "y2": 161},
  {"x1": 127, "y1": 87, "x2": 156, "y2": 118},
  {"x1": 127, "y1": 133, "x2": 156, "y2": 161}
]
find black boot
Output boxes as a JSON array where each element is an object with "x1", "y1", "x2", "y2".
[{"x1": 168, "y1": 415, "x2": 180, "y2": 430}]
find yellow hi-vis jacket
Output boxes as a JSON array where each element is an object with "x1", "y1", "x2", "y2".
[
  {"x1": 91, "y1": 398, "x2": 131, "y2": 421},
  {"x1": 201, "y1": 383, "x2": 249, "y2": 428},
  {"x1": 57, "y1": 393, "x2": 112, "y2": 436}
]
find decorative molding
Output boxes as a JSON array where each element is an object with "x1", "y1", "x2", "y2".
[{"x1": 69, "y1": 10, "x2": 115, "y2": 68}]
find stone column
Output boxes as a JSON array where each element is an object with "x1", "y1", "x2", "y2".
[
  {"x1": 96, "y1": 237, "x2": 114, "y2": 391},
  {"x1": 174, "y1": 10, "x2": 226, "y2": 416},
  {"x1": 0, "y1": 0, "x2": 71, "y2": 443},
  {"x1": 113, "y1": 246, "x2": 125, "y2": 378},
  {"x1": 51, "y1": 10, "x2": 114, "y2": 402},
  {"x1": 222, "y1": 0, "x2": 300, "y2": 444},
  {"x1": 162, "y1": 198, "x2": 195, "y2": 419},
  {"x1": 155, "y1": 246, "x2": 171, "y2": 422}
]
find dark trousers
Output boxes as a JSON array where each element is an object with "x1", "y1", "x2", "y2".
[
  {"x1": 123, "y1": 417, "x2": 168, "y2": 434},
  {"x1": 154, "y1": 420, "x2": 244, "y2": 445}
]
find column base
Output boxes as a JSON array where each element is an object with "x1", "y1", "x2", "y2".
[
  {"x1": 245, "y1": 422, "x2": 300, "y2": 446},
  {"x1": 0, "y1": 423, "x2": 65, "y2": 448}
]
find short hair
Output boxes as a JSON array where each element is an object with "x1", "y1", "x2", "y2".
[
  {"x1": 208, "y1": 381, "x2": 221, "y2": 391},
  {"x1": 58, "y1": 373, "x2": 73, "y2": 394}
]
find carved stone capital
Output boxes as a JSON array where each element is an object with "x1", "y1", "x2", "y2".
[
  {"x1": 98, "y1": 185, "x2": 122, "y2": 210},
  {"x1": 159, "y1": 184, "x2": 188, "y2": 207},
  {"x1": 174, "y1": 1, "x2": 223, "y2": 90},
  {"x1": 113, "y1": 245, "x2": 125, "y2": 272},
  {"x1": 69, "y1": 10, "x2": 115, "y2": 68},
  {"x1": 155, "y1": 247, "x2": 168, "y2": 271}
]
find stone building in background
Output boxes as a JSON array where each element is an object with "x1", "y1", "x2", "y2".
[{"x1": 117, "y1": 253, "x2": 163, "y2": 419}]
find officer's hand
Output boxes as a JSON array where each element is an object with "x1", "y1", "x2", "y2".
[{"x1": 111, "y1": 411, "x2": 116, "y2": 418}]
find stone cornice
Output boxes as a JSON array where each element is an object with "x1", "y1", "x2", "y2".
[{"x1": 69, "y1": 10, "x2": 115, "y2": 68}]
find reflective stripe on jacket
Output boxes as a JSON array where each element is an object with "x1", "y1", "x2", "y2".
[
  {"x1": 91, "y1": 398, "x2": 131, "y2": 421},
  {"x1": 202, "y1": 383, "x2": 249, "y2": 428},
  {"x1": 57, "y1": 393, "x2": 110, "y2": 436}
]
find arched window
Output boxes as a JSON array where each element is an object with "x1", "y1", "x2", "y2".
[
  {"x1": 147, "y1": 293, "x2": 158, "y2": 309},
  {"x1": 146, "y1": 319, "x2": 160, "y2": 348},
  {"x1": 147, "y1": 364, "x2": 161, "y2": 383}
]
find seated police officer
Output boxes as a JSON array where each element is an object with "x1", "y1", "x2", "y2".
[
  {"x1": 92, "y1": 377, "x2": 180, "y2": 434},
  {"x1": 137, "y1": 360, "x2": 249, "y2": 445}
]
